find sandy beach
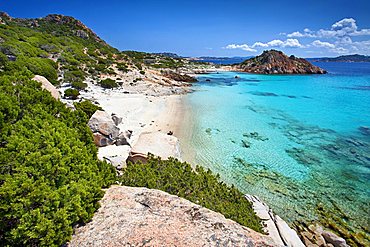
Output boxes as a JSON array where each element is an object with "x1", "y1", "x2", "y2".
[{"x1": 72, "y1": 77, "x2": 192, "y2": 165}]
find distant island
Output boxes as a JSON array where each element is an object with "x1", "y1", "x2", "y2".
[
  {"x1": 233, "y1": 50, "x2": 327, "y2": 74},
  {"x1": 308, "y1": 54, "x2": 370, "y2": 63}
]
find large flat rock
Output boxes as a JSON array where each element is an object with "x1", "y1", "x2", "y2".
[
  {"x1": 128, "y1": 131, "x2": 181, "y2": 163},
  {"x1": 69, "y1": 186, "x2": 277, "y2": 247}
]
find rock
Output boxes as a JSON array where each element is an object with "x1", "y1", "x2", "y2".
[
  {"x1": 234, "y1": 50, "x2": 327, "y2": 74},
  {"x1": 92, "y1": 132, "x2": 114, "y2": 147},
  {"x1": 75, "y1": 29, "x2": 89, "y2": 39},
  {"x1": 68, "y1": 186, "x2": 277, "y2": 247},
  {"x1": 161, "y1": 70, "x2": 197, "y2": 82},
  {"x1": 358, "y1": 126, "x2": 370, "y2": 136},
  {"x1": 245, "y1": 195, "x2": 305, "y2": 247},
  {"x1": 128, "y1": 132, "x2": 181, "y2": 163},
  {"x1": 111, "y1": 114, "x2": 123, "y2": 126},
  {"x1": 115, "y1": 130, "x2": 131, "y2": 146},
  {"x1": 88, "y1": 110, "x2": 120, "y2": 138},
  {"x1": 32, "y1": 75, "x2": 61, "y2": 100},
  {"x1": 97, "y1": 145, "x2": 130, "y2": 169},
  {"x1": 322, "y1": 231, "x2": 348, "y2": 247},
  {"x1": 275, "y1": 215, "x2": 306, "y2": 247}
]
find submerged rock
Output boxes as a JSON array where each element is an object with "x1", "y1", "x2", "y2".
[{"x1": 69, "y1": 186, "x2": 277, "y2": 247}]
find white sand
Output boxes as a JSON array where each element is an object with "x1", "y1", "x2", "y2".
[{"x1": 74, "y1": 79, "x2": 188, "y2": 164}]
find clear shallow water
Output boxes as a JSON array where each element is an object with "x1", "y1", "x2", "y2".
[{"x1": 183, "y1": 62, "x2": 370, "y2": 243}]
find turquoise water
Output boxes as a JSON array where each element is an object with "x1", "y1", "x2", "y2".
[{"x1": 183, "y1": 62, "x2": 370, "y2": 243}]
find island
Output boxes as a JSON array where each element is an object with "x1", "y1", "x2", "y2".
[{"x1": 233, "y1": 50, "x2": 327, "y2": 74}]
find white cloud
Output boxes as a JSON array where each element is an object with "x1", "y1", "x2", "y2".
[
  {"x1": 225, "y1": 44, "x2": 257, "y2": 52},
  {"x1": 252, "y1": 39, "x2": 304, "y2": 48},
  {"x1": 286, "y1": 18, "x2": 370, "y2": 38},
  {"x1": 312, "y1": 40, "x2": 336, "y2": 49},
  {"x1": 252, "y1": 41, "x2": 269, "y2": 48}
]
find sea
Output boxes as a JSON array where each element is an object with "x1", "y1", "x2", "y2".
[{"x1": 181, "y1": 62, "x2": 370, "y2": 243}]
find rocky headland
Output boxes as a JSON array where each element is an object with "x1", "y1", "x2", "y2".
[{"x1": 232, "y1": 50, "x2": 327, "y2": 74}]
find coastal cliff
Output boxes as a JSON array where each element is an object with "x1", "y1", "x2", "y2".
[{"x1": 234, "y1": 50, "x2": 327, "y2": 74}]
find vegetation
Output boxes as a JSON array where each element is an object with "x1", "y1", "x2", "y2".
[
  {"x1": 71, "y1": 81, "x2": 88, "y2": 90},
  {"x1": 0, "y1": 72, "x2": 116, "y2": 246},
  {"x1": 74, "y1": 100, "x2": 103, "y2": 119},
  {"x1": 64, "y1": 88, "x2": 80, "y2": 99},
  {"x1": 120, "y1": 155, "x2": 263, "y2": 233},
  {"x1": 98, "y1": 78, "x2": 118, "y2": 89}
]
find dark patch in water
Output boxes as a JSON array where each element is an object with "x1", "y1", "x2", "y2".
[
  {"x1": 358, "y1": 126, "x2": 370, "y2": 136},
  {"x1": 336, "y1": 85, "x2": 370, "y2": 91},
  {"x1": 243, "y1": 132, "x2": 269, "y2": 141},
  {"x1": 282, "y1": 94, "x2": 297, "y2": 99},
  {"x1": 302, "y1": 96, "x2": 313, "y2": 99},
  {"x1": 244, "y1": 79, "x2": 262, "y2": 82},
  {"x1": 248, "y1": 91, "x2": 279, "y2": 97}
]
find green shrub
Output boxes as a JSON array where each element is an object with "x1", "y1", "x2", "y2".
[
  {"x1": 98, "y1": 78, "x2": 118, "y2": 89},
  {"x1": 71, "y1": 81, "x2": 88, "y2": 90},
  {"x1": 74, "y1": 100, "x2": 103, "y2": 119},
  {"x1": 140, "y1": 70, "x2": 145, "y2": 75},
  {"x1": 64, "y1": 88, "x2": 80, "y2": 99},
  {"x1": 0, "y1": 73, "x2": 116, "y2": 246},
  {"x1": 64, "y1": 69, "x2": 85, "y2": 83},
  {"x1": 120, "y1": 155, "x2": 263, "y2": 233}
]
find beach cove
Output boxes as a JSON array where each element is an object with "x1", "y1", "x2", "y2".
[{"x1": 179, "y1": 62, "x2": 370, "y2": 245}]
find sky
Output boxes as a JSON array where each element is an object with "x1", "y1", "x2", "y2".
[{"x1": 1, "y1": 0, "x2": 370, "y2": 57}]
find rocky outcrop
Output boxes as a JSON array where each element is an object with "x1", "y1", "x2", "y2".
[
  {"x1": 69, "y1": 186, "x2": 277, "y2": 247},
  {"x1": 161, "y1": 70, "x2": 197, "y2": 82},
  {"x1": 245, "y1": 195, "x2": 305, "y2": 247},
  {"x1": 298, "y1": 224, "x2": 349, "y2": 247},
  {"x1": 88, "y1": 111, "x2": 131, "y2": 147},
  {"x1": 128, "y1": 131, "x2": 181, "y2": 163},
  {"x1": 32, "y1": 75, "x2": 61, "y2": 100},
  {"x1": 235, "y1": 50, "x2": 327, "y2": 74}
]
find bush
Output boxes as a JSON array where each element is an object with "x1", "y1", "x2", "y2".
[
  {"x1": 71, "y1": 81, "x2": 88, "y2": 90},
  {"x1": 140, "y1": 70, "x2": 145, "y2": 75},
  {"x1": 98, "y1": 78, "x2": 118, "y2": 89},
  {"x1": 64, "y1": 88, "x2": 80, "y2": 99},
  {"x1": 120, "y1": 155, "x2": 263, "y2": 233},
  {"x1": 0, "y1": 73, "x2": 116, "y2": 246},
  {"x1": 74, "y1": 100, "x2": 103, "y2": 119}
]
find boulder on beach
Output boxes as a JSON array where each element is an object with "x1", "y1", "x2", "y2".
[
  {"x1": 128, "y1": 131, "x2": 181, "y2": 163},
  {"x1": 88, "y1": 110, "x2": 120, "y2": 138},
  {"x1": 32, "y1": 75, "x2": 61, "y2": 100},
  {"x1": 88, "y1": 110, "x2": 132, "y2": 147},
  {"x1": 68, "y1": 186, "x2": 277, "y2": 247}
]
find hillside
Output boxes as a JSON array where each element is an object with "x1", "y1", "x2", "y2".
[
  {"x1": 308, "y1": 54, "x2": 370, "y2": 63},
  {"x1": 234, "y1": 50, "x2": 327, "y2": 74},
  {"x1": 0, "y1": 12, "x2": 209, "y2": 97}
]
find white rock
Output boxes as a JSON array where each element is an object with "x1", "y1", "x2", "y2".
[
  {"x1": 245, "y1": 194, "x2": 305, "y2": 247},
  {"x1": 33, "y1": 75, "x2": 60, "y2": 100},
  {"x1": 128, "y1": 131, "x2": 181, "y2": 163}
]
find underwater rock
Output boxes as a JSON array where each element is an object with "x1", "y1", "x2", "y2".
[
  {"x1": 358, "y1": 126, "x2": 370, "y2": 136},
  {"x1": 243, "y1": 132, "x2": 269, "y2": 141}
]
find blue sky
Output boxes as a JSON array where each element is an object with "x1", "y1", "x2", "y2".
[{"x1": 1, "y1": 0, "x2": 370, "y2": 57}]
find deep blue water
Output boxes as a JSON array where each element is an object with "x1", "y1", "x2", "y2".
[{"x1": 183, "y1": 62, "x2": 370, "y2": 240}]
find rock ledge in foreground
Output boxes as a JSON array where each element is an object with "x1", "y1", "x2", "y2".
[{"x1": 69, "y1": 186, "x2": 277, "y2": 247}]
